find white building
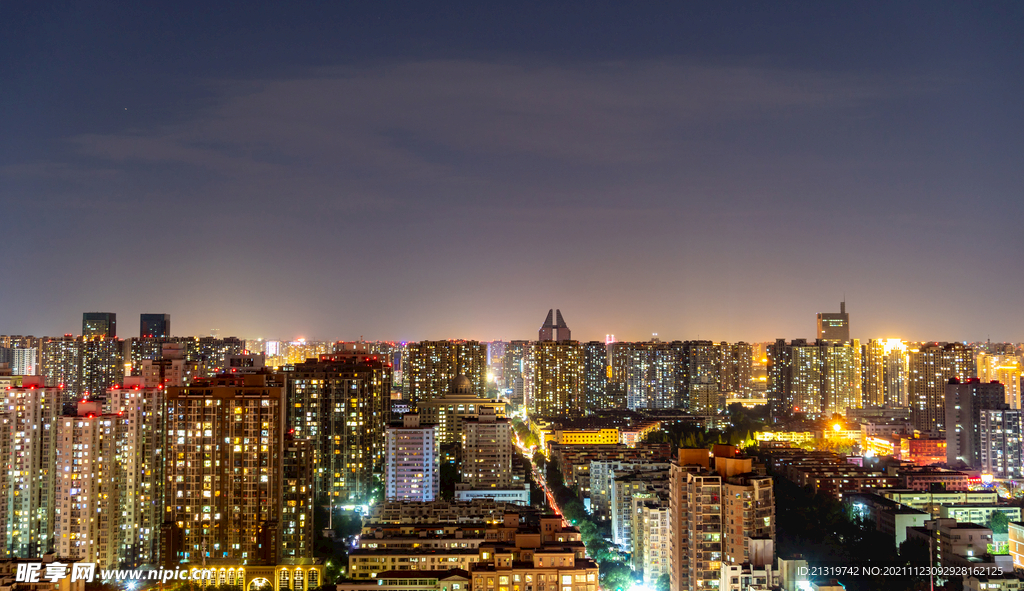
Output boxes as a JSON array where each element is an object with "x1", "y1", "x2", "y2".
[
  {"x1": 385, "y1": 414, "x2": 440, "y2": 502},
  {"x1": 10, "y1": 348, "x2": 37, "y2": 376},
  {"x1": 718, "y1": 563, "x2": 778, "y2": 591}
]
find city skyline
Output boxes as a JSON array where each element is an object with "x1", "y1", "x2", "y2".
[
  {"x1": 2, "y1": 3, "x2": 1023, "y2": 342},
  {"x1": 0, "y1": 303, "x2": 1018, "y2": 344}
]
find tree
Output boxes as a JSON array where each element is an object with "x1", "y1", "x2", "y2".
[
  {"x1": 990, "y1": 511, "x2": 1010, "y2": 535},
  {"x1": 440, "y1": 460, "x2": 461, "y2": 500},
  {"x1": 655, "y1": 574, "x2": 670, "y2": 591},
  {"x1": 533, "y1": 451, "x2": 547, "y2": 471},
  {"x1": 899, "y1": 537, "x2": 931, "y2": 567},
  {"x1": 601, "y1": 563, "x2": 633, "y2": 591}
]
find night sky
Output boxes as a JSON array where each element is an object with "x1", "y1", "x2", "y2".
[{"x1": 2, "y1": 2, "x2": 1022, "y2": 343}]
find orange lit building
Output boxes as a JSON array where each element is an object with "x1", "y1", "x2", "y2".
[{"x1": 900, "y1": 437, "x2": 947, "y2": 466}]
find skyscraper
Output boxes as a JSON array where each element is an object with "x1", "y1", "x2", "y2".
[
  {"x1": 979, "y1": 409, "x2": 1023, "y2": 479},
  {"x1": 54, "y1": 403, "x2": 121, "y2": 567},
  {"x1": 282, "y1": 437, "x2": 314, "y2": 560},
  {"x1": 502, "y1": 340, "x2": 529, "y2": 405},
  {"x1": 140, "y1": 313, "x2": 171, "y2": 338},
  {"x1": 583, "y1": 340, "x2": 610, "y2": 411},
  {"x1": 83, "y1": 312, "x2": 117, "y2": 338},
  {"x1": 384, "y1": 413, "x2": 439, "y2": 502},
  {"x1": 78, "y1": 336, "x2": 124, "y2": 400},
  {"x1": 10, "y1": 347, "x2": 37, "y2": 375},
  {"x1": 460, "y1": 406, "x2": 513, "y2": 489},
  {"x1": 405, "y1": 340, "x2": 486, "y2": 403},
  {"x1": 766, "y1": 339, "x2": 792, "y2": 419},
  {"x1": 945, "y1": 378, "x2": 1006, "y2": 469},
  {"x1": 0, "y1": 377, "x2": 59, "y2": 558},
  {"x1": 816, "y1": 301, "x2": 849, "y2": 343},
  {"x1": 678, "y1": 341, "x2": 721, "y2": 413},
  {"x1": 161, "y1": 371, "x2": 289, "y2": 566},
  {"x1": 416, "y1": 375, "x2": 507, "y2": 445},
  {"x1": 538, "y1": 309, "x2": 571, "y2": 342},
  {"x1": 669, "y1": 447, "x2": 775, "y2": 591},
  {"x1": 768, "y1": 338, "x2": 863, "y2": 418},
  {"x1": 977, "y1": 352, "x2": 1022, "y2": 409},
  {"x1": 40, "y1": 335, "x2": 124, "y2": 406},
  {"x1": 820, "y1": 340, "x2": 862, "y2": 416},
  {"x1": 863, "y1": 339, "x2": 908, "y2": 408},
  {"x1": 529, "y1": 340, "x2": 583, "y2": 417},
  {"x1": 909, "y1": 342, "x2": 974, "y2": 432},
  {"x1": 108, "y1": 377, "x2": 167, "y2": 566},
  {"x1": 719, "y1": 342, "x2": 753, "y2": 399},
  {"x1": 285, "y1": 353, "x2": 392, "y2": 503}
]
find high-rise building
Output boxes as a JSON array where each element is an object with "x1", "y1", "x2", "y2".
[
  {"x1": 40, "y1": 335, "x2": 124, "y2": 406},
  {"x1": 789, "y1": 340, "x2": 820, "y2": 415},
  {"x1": 816, "y1": 301, "x2": 849, "y2": 343},
  {"x1": 679, "y1": 341, "x2": 721, "y2": 413},
  {"x1": 487, "y1": 341, "x2": 506, "y2": 388},
  {"x1": 54, "y1": 402, "x2": 121, "y2": 567},
  {"x1": 417, "y1": 375, "x2": 507, "y2": 445},
  {"x1": 405, "y1": 341, "x2": 486, "y2": 403},
  {"x1": 977, "y1": 352, "x2": 1022, "y2": 409},
  {"x1": 538, "y1": 309, "x2": 571, "y2": 342},
  {"x1": 862, "y1": 339, "x2": 885, "y2": 408},
  {"x1": 384, "y1": 413, "x2": 439, "y2": 502},
  {"x1": 633, "y1": 494, "x2": 671, "y2": 584},
  {"x1": 502, "y1": 340, "x2": 529, "y2": 405},
  {"x1": 979, "y1": 409, "x2": 1023, "y2": 479},
  {"x1": 40, "y1": 335, "x2": 79, "y2": 396},
  {"x1": 609, "y1": 342, "x2": 644, "y2": 410},
  {"x1": 140, "y1": 314, "x2": 171, "y2": 338},
  {"x1": 768, "y1": 339, "x2": 863, "y2": 418},
  {"x1": 646, "y1": 342, "x2": 680, "y2": 410},
  {"x1": 161, "y1": 371, "x2": 290, "y2": 566},
  {"x1": 139, "y1": 342, "x2": 201, "y2": 387},
  {"x1": 529, "y1": 340, "x2": 583, "y2": 417},
  {"x1": 78, "y1": 336, "x2": 124, "y2": 400},
  {"x1": 611, "y1": 469, "x2": 670, "y2": 549},
  {"x1": 108, "y1": 377, "x2": 166, "y2": 567},
  {"x1": 10, "y1": 348, "x2": 37, "y2": 376},
  {"x1": 0, "y1": 376, "x2": 60, "y2": 558},
  {"x1": 582, "y1": 341, "x2": 610, "y2": 411},
  {"x1": 83, "y1": 312, "x2": 117, "y2": 338},
  {"x1": 285, "y1": 353, "x2": 392, "y2": 503},
  {"x1": 766, "y1": 339, "x2": 792, "y2": 419},
  {"x1": 820, "y1": 340, "x2": 862, "y2": 416},
  {"x1": 945, "y1": 378, "x2": 1006, "y2": 469},
  {"x1": 863, "y1": 339, "x2": 908, "y2": 408},
  {"x1": 669, "y1": 447, "x2": 775, "y2": 591},
  {"x1": 910, "y1": 343, "x2": 974, "y2": 432},
  {"x1": 460, "y1": 406, "x2": 512, "y2": 489},
  {"x1": 282, "y1": 437, "x2": 314, "y2": 560},
  {"x1": 719, "y1": 342, "x2": 753, "y2": 399}
]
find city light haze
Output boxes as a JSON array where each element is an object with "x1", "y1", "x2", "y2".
[{"x1": 2, "y1": 3, "x2": 1022, "y2": 342}]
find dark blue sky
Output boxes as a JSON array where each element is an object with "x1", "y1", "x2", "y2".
[{"x1": 2, "y1": 2, "x2": 1022, "y2": 342}]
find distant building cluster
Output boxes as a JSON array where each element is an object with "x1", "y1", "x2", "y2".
[{"x1": 0, "y1": 305, "x2": 1021, "y2": 591}]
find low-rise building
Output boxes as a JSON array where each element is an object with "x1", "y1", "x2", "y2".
[
  {"x1": 900, "y1": 467, "x2": 971, "y2": 491},
  {"x1": 1007, "y1": 521, "x2": 1024, "y2": 571},
  {"x1": 905, "y1": 519, "x2": 1008, "y2": 571},
  {"x1": 965, "y1": 572, "x2": 1024, "y2": 590},
  {"x1": 337, "y1": 569, "x2": 470, "y2": 591},
  {"x1": 718, "y1": 563, "x2": 778, "y2": 591},
  {"x1": 846, "y1": 493, "x2": 929, "y2": 546},
  {"x1": 881, "y1": 490, "x2": 999, "y2": 518},
  {"x1": 940, "y1": 505, "x2": 1021, "y2": 526}
]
